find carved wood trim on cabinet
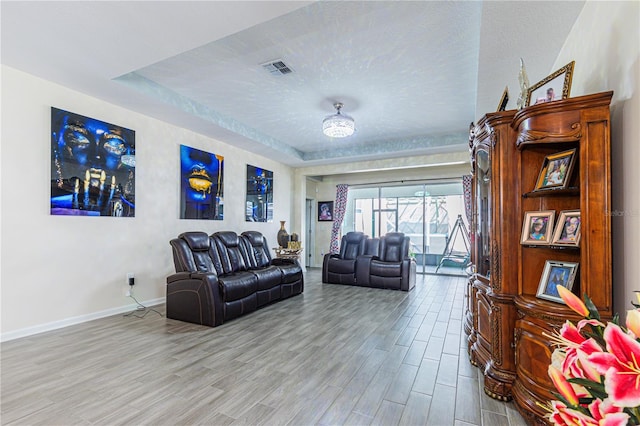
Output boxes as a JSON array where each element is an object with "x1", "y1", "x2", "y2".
[
  {"x1": 464, "y1": 91, "x2": 613, "y2": 424},
  {"x1": 466, "y1": 110, "x2": 519, "y2": 403},
  {"x1": 511, "y1": 91, "x2": 613, "y2": 425}
]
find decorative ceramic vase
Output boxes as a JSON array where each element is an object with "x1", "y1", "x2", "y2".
[
  {"x1": 290, "y1": 233, "x2": 299, "y2": 242},
  {"x1": 277, "y1": 221, "x2": 290, "y2": 248}
]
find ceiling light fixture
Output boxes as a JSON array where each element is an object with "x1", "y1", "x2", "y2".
[{"x1": 323, "y1": 103, "x2": 355, "y2": 138}]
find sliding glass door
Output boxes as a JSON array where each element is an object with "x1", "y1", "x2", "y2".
[{"x1": 345, "y1": 180, "x2": 470, "y2": 276}]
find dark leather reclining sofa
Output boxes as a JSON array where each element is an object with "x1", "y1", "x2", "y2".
[
  {"x1": 322, "y1": 231, "x2": 416, "y2": 291},
  {"x1": 167, "y1": 230, "x2": 303, "y2": 327}
]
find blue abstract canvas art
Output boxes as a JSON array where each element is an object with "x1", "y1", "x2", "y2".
[
  {"x1": 180, "y1": 145, "x2": 224, "y2": 220},
  {"x1": 50, "y1": 107, "x2": 136, "y2": 217}
]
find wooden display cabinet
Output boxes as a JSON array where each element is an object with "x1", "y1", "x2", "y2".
[
  {"x1": 511, "y1": 91, "x2": 613, "y2": 424},
  {"x1": 466, "y1": 110, "x2": 520, "y2": 401}
]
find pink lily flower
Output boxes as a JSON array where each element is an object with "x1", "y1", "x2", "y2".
[
  {"x1": 577, "y1": 318, "x2": 606, "y2": 330},
  {"x1": 588, "y1": 322, "x2": 640, "y2": 407},
  {"x1": 588, "y1": 399, "x2": 630, "y2": 426},
  {"x1": 627, "y1": 309, "x2": 640, "y2": 338},
  {"x1": 549, "y1": 400, "x2": 597, "y2": 425},
  {"x1": 550, "y1": 321, "x2": 603, "y2": 382},
  {"x1": 576, "y1": 349, "x2": 602, "y2": 382},
  {"x1": 549, "y1": 365, "x2": 579, "y2": 406},
  {"x1": 557, "y1": 285, "x2": 590, "y2": 317}
]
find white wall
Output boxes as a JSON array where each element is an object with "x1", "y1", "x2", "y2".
[
  {"x1": 552, "y1": 1, "x2": 640, "y2": 319},
  {"x1": 0, "y1": 66, "x2": 295, "y2": 340}
]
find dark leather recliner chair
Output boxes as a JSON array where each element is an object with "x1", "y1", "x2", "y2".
[
  {"x1": 211, "y1": 231, "x2": 260, "y2": 319},
  {"x1": 167, "y1": 231, "x2": 226, "y2": 327},
  {"x1": 322, "y1": 231, "x2": 367, "y2": 284},
  {"x1": 167, "y1": 230, "x2": 303, "y2": 327},
  {"x1": 241, "y1": 231, "x2": 304, "y2": 300},
  {"x1": 356, "y1": 232, "x2": 416, "y2": 291}
]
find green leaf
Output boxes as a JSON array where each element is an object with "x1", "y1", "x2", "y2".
[
  {"x1": 583, "y1": 293, "x2": 601, "y2": 321},
  {"x1": 611, "y1": 313, "x2": 620, "y2": 326},
  {"x1": 567, "y1": 377, "x2": 608, "y2": 399},
  {"x1": 550, "y1": 392, "x2": 591, "y2": 415},
  {"x1": 577, "y1": 397, "x2": 595, "y2": 405}
]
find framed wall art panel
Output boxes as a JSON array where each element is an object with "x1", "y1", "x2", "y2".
[
  {"x1": 180, "y1": 145, "x2": 224, "y2": 220},
  {"x1": 50, "y1": 107, "x2": 136, "y2": 217},
  {"x1": 246, "y1": 164, "x2": 273, "y2": 222}
]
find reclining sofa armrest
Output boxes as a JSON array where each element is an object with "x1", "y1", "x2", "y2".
[
  {"x1": 355, "y1": 254, "x2": 375, "y2": 286},
  {"x1": 322, "y1": 252, "x2": 334, "y2": 283},
  {"x1": 166, "y1": 271, "x2": 224, "y2": 327},
  {"x1": 271, "y1": 258, "x2": 297, "y2": 266},
  {"x1": 167, "y1": 271, "x2": 191, "y2": 284},
  {"x1": 399, "y1": 259, "x2": 417, "y2": 291}
]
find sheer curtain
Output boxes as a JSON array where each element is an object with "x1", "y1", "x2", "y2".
[
  {"x1": 463, "y1": 174, "x2": 473, "y2": 231},
  {"x1": 329, "y1": 184, "x2": 349, "y2": 254}
]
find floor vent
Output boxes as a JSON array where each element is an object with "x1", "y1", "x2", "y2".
[{"x1": 261, "y1": 60, "x2": 293, "y2": 76}]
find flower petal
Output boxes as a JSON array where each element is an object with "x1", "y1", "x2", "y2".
[
  {"x1": 603, "y1": 365, "x2": 640, "y2": 407},
  {"x1": 557, "y1": 286, "x2": 589, "y2": 317},
  {"x1": 560, "y1": 321, "x2": 585, "y2": 344},
  {"x1": 577, "y1": 318, "x2": 605, "y2": 331},
  {"x1": 587, "y1": 323, "x2": 640, "y2": 407},
  {"x1": 588, "y1": 351, "x2": 618, "y2": 375},
  {"x1": 627, "y1": 309, "x2": 640, "y2": 338},
  {"x1": 577, "y1": 349, "x2": 601, "y2": 382},
  {"x1": 548, "y1": 365, "x2": 579, "y2": 406},
  {"x1": 603, "y1": 322, "x2": 640, "y2": 368},
  {"x1": 549, "y1": 400, "x2": 598, "y2": 425},
  {"x1": 600, "y1": 412, "x2": 631, "y2": 426}
]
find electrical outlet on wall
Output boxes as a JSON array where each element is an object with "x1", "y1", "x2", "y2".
[{"x1": 125, "y1": 272, "x2": 135, "y2": 297}]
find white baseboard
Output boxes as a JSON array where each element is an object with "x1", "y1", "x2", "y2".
[{"x1": 1, "y1": 297, "x2": 166, "y2": 342}]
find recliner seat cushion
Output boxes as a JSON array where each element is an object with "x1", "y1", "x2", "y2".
[
  {"x1": 213, "y1": 231, "x2": 249, "y2": 274},
  {"x1": 175, "y1": 232, "x2": 218, "y2": 273},
  {"x1": 326, "y1": 258, "x2": 356, "y2": 274},
  {"x1": 241, "y1": 231, "x2": 272, "y2": 268},
  {"x1": 370, "y1": 261, "x2": 402, "y2": 277},
  {"x1": 218, "y1": 272, "x2": 257, "y2": 302},
  {"x1": 251, "y1": 266, "x2": 283, "y2": 290},
  {"x1": 278, "y1": 263, "x2": 303, "y2": 284},
  {"x1": 379, "y1": 233, "x2": 408, "y2": 262},
  {"x1": 182, "y1": 232, "x2": 210, "y2": 251},
  {"x1": 339, "y1": 232, "x2": 367, "y2": 260}
]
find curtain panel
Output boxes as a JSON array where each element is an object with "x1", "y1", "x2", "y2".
[{"x1": 329, "y1": 184, "x2": 349, "y2": 254}]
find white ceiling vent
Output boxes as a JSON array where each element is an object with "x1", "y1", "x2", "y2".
[{"x1": 261, "y1": 60, "x2": 293, "y2": 76}]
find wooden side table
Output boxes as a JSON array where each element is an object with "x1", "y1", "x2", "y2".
[{"x1": 272, "y1": 247, "x2": 303, "y2": 260}]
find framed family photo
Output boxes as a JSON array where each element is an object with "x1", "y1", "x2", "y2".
[
  {"x1": 536, "y1": 260, "x2": 579, "y2": 304},
  {"x1": 552, "y1": 210, "x2": 581, "y2": 246},
  {"x1": 318, "y1": 201, "x2": 334, "y2": 221},
  {"x1": 534, "y1": 148, "x2": 577, "y2": 191},
  {"x1": 526, "y1": 61, "x2": 575, "y2": 106},
  {"x1": 520, "y1": 210, "x2": 555, "y2": 245},
  {"x1": 497, "y1": 86, "x2": 509, "y2": 112}
]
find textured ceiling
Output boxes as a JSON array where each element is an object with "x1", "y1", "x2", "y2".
[{"x1": 1, "y1": 1, "x2": 586, "y2": 168}]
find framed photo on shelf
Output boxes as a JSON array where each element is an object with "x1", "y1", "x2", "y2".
[
  {"x1": 533, "y1": 148, "x2": 577, "y2": 191},
  {"x1": 536, "y1": 260, "x2": 579, "y2": 304},
  {"x1": 526, "y1": 61, "x2": 575, "y2": 106},
  {"x1": 521, "y1": 210, "x2": 555, "y2": 245},
  {"x1": 497, "y1": 86, "x2": 509, "y2": 112},
  {"x1": 552, "y1": 210, "x2": 581, "y2": 246},
  {"x1": 318, "y1": 201, "x2": 334, "y2": 222}
]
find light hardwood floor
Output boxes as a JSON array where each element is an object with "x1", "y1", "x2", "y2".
[{"x1": 1, "y1": 269, "x2": 527, "y2": 425}]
